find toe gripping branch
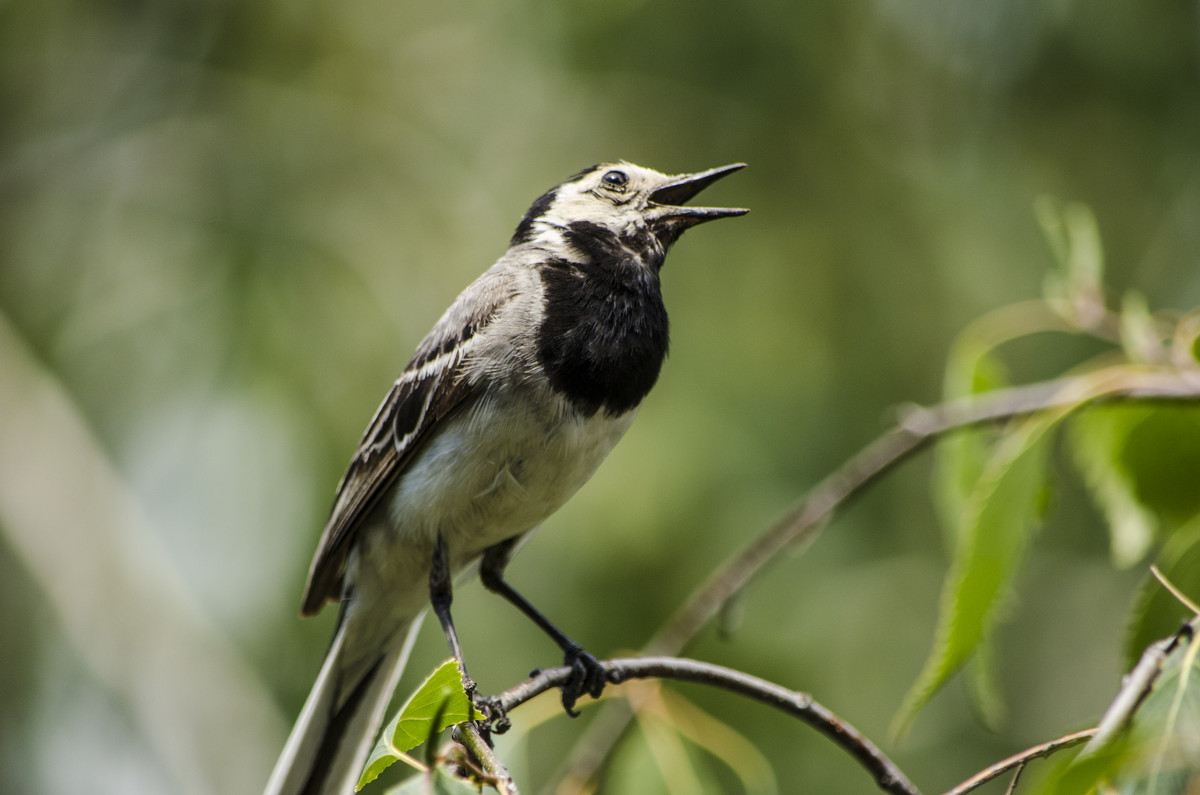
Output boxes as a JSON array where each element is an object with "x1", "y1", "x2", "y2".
[
  {"x1": 481, "y1": 538, "x2": 610, "y2": 717},
  {"x1": 559, "y1": 644, "x2": 608, "y2": 717},
  {"x1": 430, "y1": 533, "x2": 610, "y2": 731}
]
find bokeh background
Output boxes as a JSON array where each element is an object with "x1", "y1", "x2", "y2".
[{"x1": 2, "y1": 2, "x2": 1200, "y2": 793}]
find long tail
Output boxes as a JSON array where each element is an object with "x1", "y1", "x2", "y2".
[{"x1": 264, "y1": 614, "x2": 424, "y2": 795}]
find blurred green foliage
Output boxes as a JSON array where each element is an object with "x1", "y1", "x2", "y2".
[{"x1": 2, "y1": 1, "x2": 1200, "y2": 794}]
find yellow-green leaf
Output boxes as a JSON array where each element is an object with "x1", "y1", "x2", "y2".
[
  {"x1": 1119, "y1": 291, "x2": 1164, "y2": 364},
  {"x1": 1036, "y1": 197, "x2": 1105, "y2": 324},
  {"x1": 934, "y1": 341, "x2": 1007, "y2": 549},
  {"x1": 895, "y1": 412, "x2": 1054, "y2": 738},
  {"x1": 1069, "y1": 405, "x2": 1159, "y2": 568},
  {"x1": 357, "y1": 659, "x2": 483, "y2": 791}
]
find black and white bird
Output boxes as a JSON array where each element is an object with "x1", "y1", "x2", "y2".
[{"x1": 265, "y1": 161, "x2": 747, "y2": 795}]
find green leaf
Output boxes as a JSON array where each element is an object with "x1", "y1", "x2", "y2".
[
  {"x1": 1069, "y1": 405, "x2": 1159, "y2": 568},
  {"x1": 1037, "y1": 741, "x2": 1128, "y2": 795},
  {"x1": 385, "y1": 659, "x2": 483, "y2": 750},
  {"x1": 1071, "y1": 404, "x2": 1200, "y2": 573},
  {"x1": 930, "y1": 319, "x2": 1019, "y2": 721},
  {"x1": 357, "y1": 659, "x2": 483, "y2": 791},
  {"x1": 1119, "y1": 291, "x2": 1164, "y2": 364},
  {"x1": 1124, "y1": 519, "x2": 1200, "y2": 668},
  {"x1": 1117, "y1": 407, "x2": 1200, "y2": 527},
  {"x1": 1036, "y1": 197, "x2": 1105, "y2": 324},
  {"x1": 895, "y1": 412, "x2": 1055, "y2": 738},
  {"x1": 1034, "y1": 195, "x2": 1073, "y2": 273},
  {"x1": 1039, "y1": 630, "x2": 1200, "y2": 794},
  {"x1": 933, "y1": 342, "x2": 1008, "y2": 549},
  {"x1": 1135, "y1": 632, "x2": 1200, "y2": 791},
  {"x1": 965, "y1": 635, "x2": 1007, "y2": 731}
]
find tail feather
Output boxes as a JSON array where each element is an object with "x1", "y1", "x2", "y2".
[{"x1": 265, "y1": 615, "x2": 424, "y2": 795}]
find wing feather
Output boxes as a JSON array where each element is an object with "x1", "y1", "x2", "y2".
[{"x1": 300, "y1": 272, "x2": 518, "y2": 614}]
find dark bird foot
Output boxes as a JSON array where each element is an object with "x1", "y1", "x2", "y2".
[
  {"x1": 473, "y1": 694, "x2": 511, "y2": 735},
  {"x1": 561, "y1": 646, "x2": 607, "y2": 717}
]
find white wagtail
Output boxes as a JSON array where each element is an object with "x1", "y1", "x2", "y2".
[{"x1": 265, "y1": 161, "x2": 747, "y2": 795}]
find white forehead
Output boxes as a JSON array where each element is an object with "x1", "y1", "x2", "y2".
[{"x1": 541, "y1": 161, "x2": 670, "y2": 228}]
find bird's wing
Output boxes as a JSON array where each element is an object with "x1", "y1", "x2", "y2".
[{"x1": 300, "y1": 271, "x2": 519, "y2": 615}]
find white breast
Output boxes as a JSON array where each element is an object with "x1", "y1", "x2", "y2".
[{"x1": 387, "y1": 387, "x2": 635, "y2": 566}]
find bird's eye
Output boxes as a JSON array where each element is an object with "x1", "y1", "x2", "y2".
[{"x1": 601, "y1": 170, "x2": 628, "y2": 191}]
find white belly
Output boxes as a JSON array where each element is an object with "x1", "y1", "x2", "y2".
[
  {"x1": 393, "y1": 393, "x2": 633, "y2": 554},
  {"x1": 337, "y1": 384, "x2": 636, "y2": 662},
  {"x1": 348, "y1": 387, "x2": 631, "y2": 602}
]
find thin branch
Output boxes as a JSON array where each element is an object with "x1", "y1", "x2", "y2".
[
  {"x1": 497, "y1": 656, "x2": 921, "y2": 795},
  {"x1": 650, "y1": 370, "x2": 1200, "y2": 657},
  {"x1": 558, "y1": 369, "x2": 1200, "y2": 792},
  {"x1": 1082, "y1": 615, "x2": 1200, "y2": 756},
  {"x1": 1001, "y1": 765, "x2": 1023, "y2": 795},
  {"x1": 943, "y1": 728, "x2": 1097, "y2": 795},
  {"x1": 457, "y1": 721, "x2": 520, "y2": 795},
  {"x1": 1151, "y1": 565, "x2": 1200, "y2": 615},
  {"x1": 943, "y1": 609, "x2": 1200, "y2": 794}
]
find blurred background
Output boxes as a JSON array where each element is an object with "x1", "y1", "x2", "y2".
[{"x1": 2, "y1": 1, "x2": 1200, "y2": 793}]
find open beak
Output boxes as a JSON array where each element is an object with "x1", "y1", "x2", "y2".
[{"x1": 647, "y1": 163, "x2": 749, "y2": 226}]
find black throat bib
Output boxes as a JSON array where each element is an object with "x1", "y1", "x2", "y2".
[{"x1": 536, "y1": 222, "x2": 670, "y2": 417}]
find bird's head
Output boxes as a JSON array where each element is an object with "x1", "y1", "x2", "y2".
[{"x1": 512, "y1": 161, "x2": 747, "y2": 250}]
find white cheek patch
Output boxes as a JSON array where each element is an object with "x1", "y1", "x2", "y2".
[{"x1": 545, "y1": 189, "x2": 612, "y2": 227}]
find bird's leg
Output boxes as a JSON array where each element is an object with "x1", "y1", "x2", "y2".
[
  {"x1": 480, "y1": 538, "x2": 608, "y2": 717},
  {"x1": 429, "y1": 534, "x2": 475, "y2": 697},
  {"x1": 429, "y1": 535, "x2": 509, "y2": 734}
]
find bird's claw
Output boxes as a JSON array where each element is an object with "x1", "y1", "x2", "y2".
[
  {"x1": 560, "y1": 647, "x2": 606, "y2": 717},
  {"x1": 460, "y1": 673, "x2": 514, "y2": 733},
  {"x1": 472, "y1": 693, "x2": 511, "y2": 735}
]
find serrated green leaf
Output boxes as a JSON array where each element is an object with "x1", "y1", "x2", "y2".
[
  {"x1": 357, "y1": 659, "x2": 483, "y2": 791},
  {"x1": 387, "y1": 659, "x2": 483, "y2": 750},
  {"x1": 934, "y1": 342, "x2": 1008, "y2": 549},
  {"x1": 895, "y1": 412, "x2": 1055, "y2": 738},
  {"x1": 933, "y1": 430, "x2": 989, "y2": 551},
  {"x1": 966, "y1": 636, "x2": 1007, "y2": 731},
  {"x1": 357, "y1": 743, "x2": 405, "y2": 793},
  {"x1": 1069, "y1": 405, "x2": 1159, "y2": 568},
  {"x1": 941, "y1": 339, "x2": 1012, "y2": 722},
  {"x1": 913, "y1": 365, "x2": 1190, "y2": 737}
]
